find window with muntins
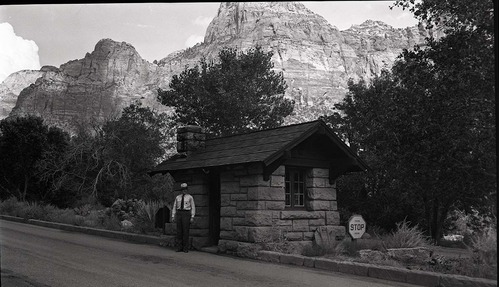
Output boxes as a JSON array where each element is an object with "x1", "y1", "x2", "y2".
[{"x1": 285, "y1": 168, "x2": 305, "y2": 208}]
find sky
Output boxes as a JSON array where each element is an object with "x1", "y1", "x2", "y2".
[{"x1": 0, "y1": 2, "x2": 419, "y2": 83}]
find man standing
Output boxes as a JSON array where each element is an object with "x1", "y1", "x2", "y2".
[{"x1": 172, "y1": 183, "x2": 195, "y2": 252}]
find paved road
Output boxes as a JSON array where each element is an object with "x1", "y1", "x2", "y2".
[{"x1": 1, "y1": 220, "x2": 420, "y2": 287}]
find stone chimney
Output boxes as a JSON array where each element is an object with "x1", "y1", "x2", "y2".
[{"x1": 176, "y1": 125, "x2": 206, "y2": 154}]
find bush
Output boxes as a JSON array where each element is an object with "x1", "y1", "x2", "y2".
[
  {"x1": 18, "y1": 201, "x2": 46, "y2": 220},
  {"x1": 469, "y1": 227, "x2": 497, "y2": 279},
  {"x1": 111, "y1": 198, "x2": 143, "y2": 221},
  {"x1": 258, "y1": 220, "x2": 293, "y2": 254},
  {"x1": 382, "y1": 219, "x2": 430, "y2": 249},
  {"x1": 134, "y1": 200, "x2": 162, "y2": 234},
  {"x1": 74, "y1": 204, "x2": 93, "y2": 216},
  {"x1": 82, "y1": 210, "x2": 102, "y2": 228},
  {"x1": 0, "y1": 197, "x2": 23, "y2": 215},
  {"x1": 445, "y1": 209, "x2": 496, "y2": 238},
  {"x1": 101, "y1": 213, "x2": 122, "y2": 231},
  {"x1": 73, "y1": 215, "x2": 85, "y2": 226},
  {"x1": 335, "y1": 238, "x2": 361, "y2": 257},
  {"x1": 48, "y1": 208, "x2": 75, "y2": 225}
]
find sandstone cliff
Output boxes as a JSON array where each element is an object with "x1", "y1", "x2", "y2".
[
  {"x1": 1, "y1": 1, "x2": 431, "y2": 130},
  {"x1": 157, "y1": 2, "x2": 431, "y2": 123},
  {"x1": 0, "y1": 69, "x2": 46, "y2": 119},
  {"x1": 9, "y1": 39, "x2": 169, "y2": 129}
]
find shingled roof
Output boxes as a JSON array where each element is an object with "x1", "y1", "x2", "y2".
[{"x1": 149, "y1": 120, "x2": 368, "y2": 176}]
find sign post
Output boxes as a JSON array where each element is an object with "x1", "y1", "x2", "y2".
[{"x1": 348, "y1": 214, "x2": 366, "y2": 240}]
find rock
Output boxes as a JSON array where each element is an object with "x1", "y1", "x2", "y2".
[
  {"x1": 7, "y1": 39, "x2": 170, "y2": 132},
  {"x1": 0, "y1": 69, "x2": 44, "y2": 119},
  {"x1": 1, "y1": 2, "x2": 436, "y2": 135},
  {"x1": 121, "y1": 219, "x2": 133, "y2": 229}
]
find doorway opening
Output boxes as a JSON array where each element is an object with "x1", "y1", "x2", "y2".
[{"x1": 208, "y1": 170, "x2": 221, "y2": 246}]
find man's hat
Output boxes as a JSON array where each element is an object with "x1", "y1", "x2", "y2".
[{"x1": 180, "y1": 183, "x2": 188, "y2": 189}]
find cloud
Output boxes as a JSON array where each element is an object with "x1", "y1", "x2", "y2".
[
  {"x1": 184, "y1": 34, "x2": 204, "y2": 48},
  {"x1": 193, "y1": 16, "x2": 212, "y2": 27},
  {"x1": 0, "y1": 23, "x2": 40, "y2": 83}
]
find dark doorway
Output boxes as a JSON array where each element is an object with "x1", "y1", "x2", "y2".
[
  {"x1": 155, "y1": 206, "x2": 170, "y2": 234},
  {"x1": 208, "y1": 170, "x2": 221, "y2": 246}
]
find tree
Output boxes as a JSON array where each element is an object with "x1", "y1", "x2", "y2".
[
  {"x1": 0, "y1": 115, "x2": 70, "y2": 203},
  {"x1": 96, "y1": 102, "x2": 171, "y2": 203},
  {"x1": 326, "y1": 0, "x2": 495, "y2": 241},
  {"x1": 46, "y1": 102, "x2": 173, "y2": 206},
  {"x1": 157, "y1": 46, "x2": 294, "y2": 137}
]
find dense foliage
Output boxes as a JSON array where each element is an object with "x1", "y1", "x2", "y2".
[
  {"x1": 0, "y1": 115, "x2": 70, "y2": 205},
  {"x1": 326, "y1": 0, "x2": 495, "y2": 241},
  {"x1": 0, "y1": 103, "x2": 173, "y2": 207},
  {"x1": 157, "y1": 46, "x2": 294, "y2": 137}
]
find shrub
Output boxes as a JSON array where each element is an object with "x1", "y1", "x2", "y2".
[
  {"x1": 47, "y1": 208, "x2": 77, "y2": 225},
  {"x1": 111, "y1": 198, "x2": 143, "y2": 221},
  {"x1": 469, "y1": 227, "x2": 497, "y2": 279},
  {"x1": 134, "y1": 200, "x2": 162, "y2": 233},
  {"x1": 102, "y1": 213, "x2": 122, "y2": 231},
  {"x1": 445, "y1": 209, "x2": 496, "y2": 236},
  {"x1": 74, "y1": 204, "x2": 93, "y2": 216},
  {"x1": 382, "y1": 219, "x2": 430, "y2": 249},
  {"x1": 258, "y1": 220, "x2": 293, "y2": 254},
  {"x1": 0, "y1": 197, "x2": 23, "y2": 215},
  {"x1": 39, "y1": 203, "x2": 58, "y2": 221},
  {"x1": 20, "y1": 202, "x2": 46, "y2": 220},
  {"x1": 334, "y1": 238, "x2": 361, "y2": 257},
  {"x1": 82, "y1": 210, "x2": 102, "y2": 228},
  {"x1": 73, "y1": 215, "x2": 85, "y2": 226}
]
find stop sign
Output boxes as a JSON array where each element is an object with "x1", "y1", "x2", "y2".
[{"x1": 348, "y1": 214, "x2": 366, "y2": 239}]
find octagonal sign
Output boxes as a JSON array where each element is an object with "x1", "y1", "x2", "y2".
[{"x1": 348, "y1": 214, "x2": 366, "y2": 239}]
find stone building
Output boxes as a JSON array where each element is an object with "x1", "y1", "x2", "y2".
[{"x1": 149, "y1": 120, "x2": 367, "y2": 255}]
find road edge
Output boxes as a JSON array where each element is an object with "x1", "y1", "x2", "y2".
[{"x1": 1, "y1": 215, "x2": 496, "y2": 287}]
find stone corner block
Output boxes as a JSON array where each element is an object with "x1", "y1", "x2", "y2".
[
  {"x1": 303, "y1": 257, "x2": 316, "y2": 268},
  {"x1": 337, "y1": 261, "x2": 370, "y2": 277},
  {"x1": 405, "y1": 270, "x2": 440, "y2": 287},
  {"x1": 439, "y1": 274, "x2": 498, "y2": 287},
  {"x1": 257, "y1": 250, "x2": 281, "y2": 263},
  {"x1": 368, "y1": 265, "x2": 408, "y2": 284},
  {"x1": 314, "y1": 258, "x2": 339, "y2": 272},
  {"x1": 279, "y1": 254, "x2": 305, "y2": 266}
]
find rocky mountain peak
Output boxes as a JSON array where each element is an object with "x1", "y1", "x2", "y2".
[
  {"x1": 1, "y1": 1, "x2": 432, "y2": 131},
  {"x1": 204, "y1": 1, "x2": 335, "y2": 45},
  {"x1": 59, "y1": 38, "x2": 150, "y2": 83}
]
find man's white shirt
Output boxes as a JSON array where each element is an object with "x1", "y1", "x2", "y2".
[{"x1": 172, "y1": 193, "x2": 196, "y2": 219}]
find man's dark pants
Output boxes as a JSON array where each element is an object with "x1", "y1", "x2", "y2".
[{"x1": 176, "y1": 210, "x2": 191, "y2": 251}]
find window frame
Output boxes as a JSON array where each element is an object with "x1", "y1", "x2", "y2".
[{"x1": 284, "y1": 166, "x2": 307, "y2": 209}]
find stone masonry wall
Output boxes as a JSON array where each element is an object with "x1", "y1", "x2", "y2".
[{"x1": 218, "y1": 164, "x2": 345, "y2": 256}]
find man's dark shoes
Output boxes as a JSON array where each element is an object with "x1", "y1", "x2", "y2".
[
  {"x1": 176, "y1": 248, "x2": 182, "y2": 252},
  {"x1": 183, "y1": 249, "x2": 188, "y2": 253}
]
